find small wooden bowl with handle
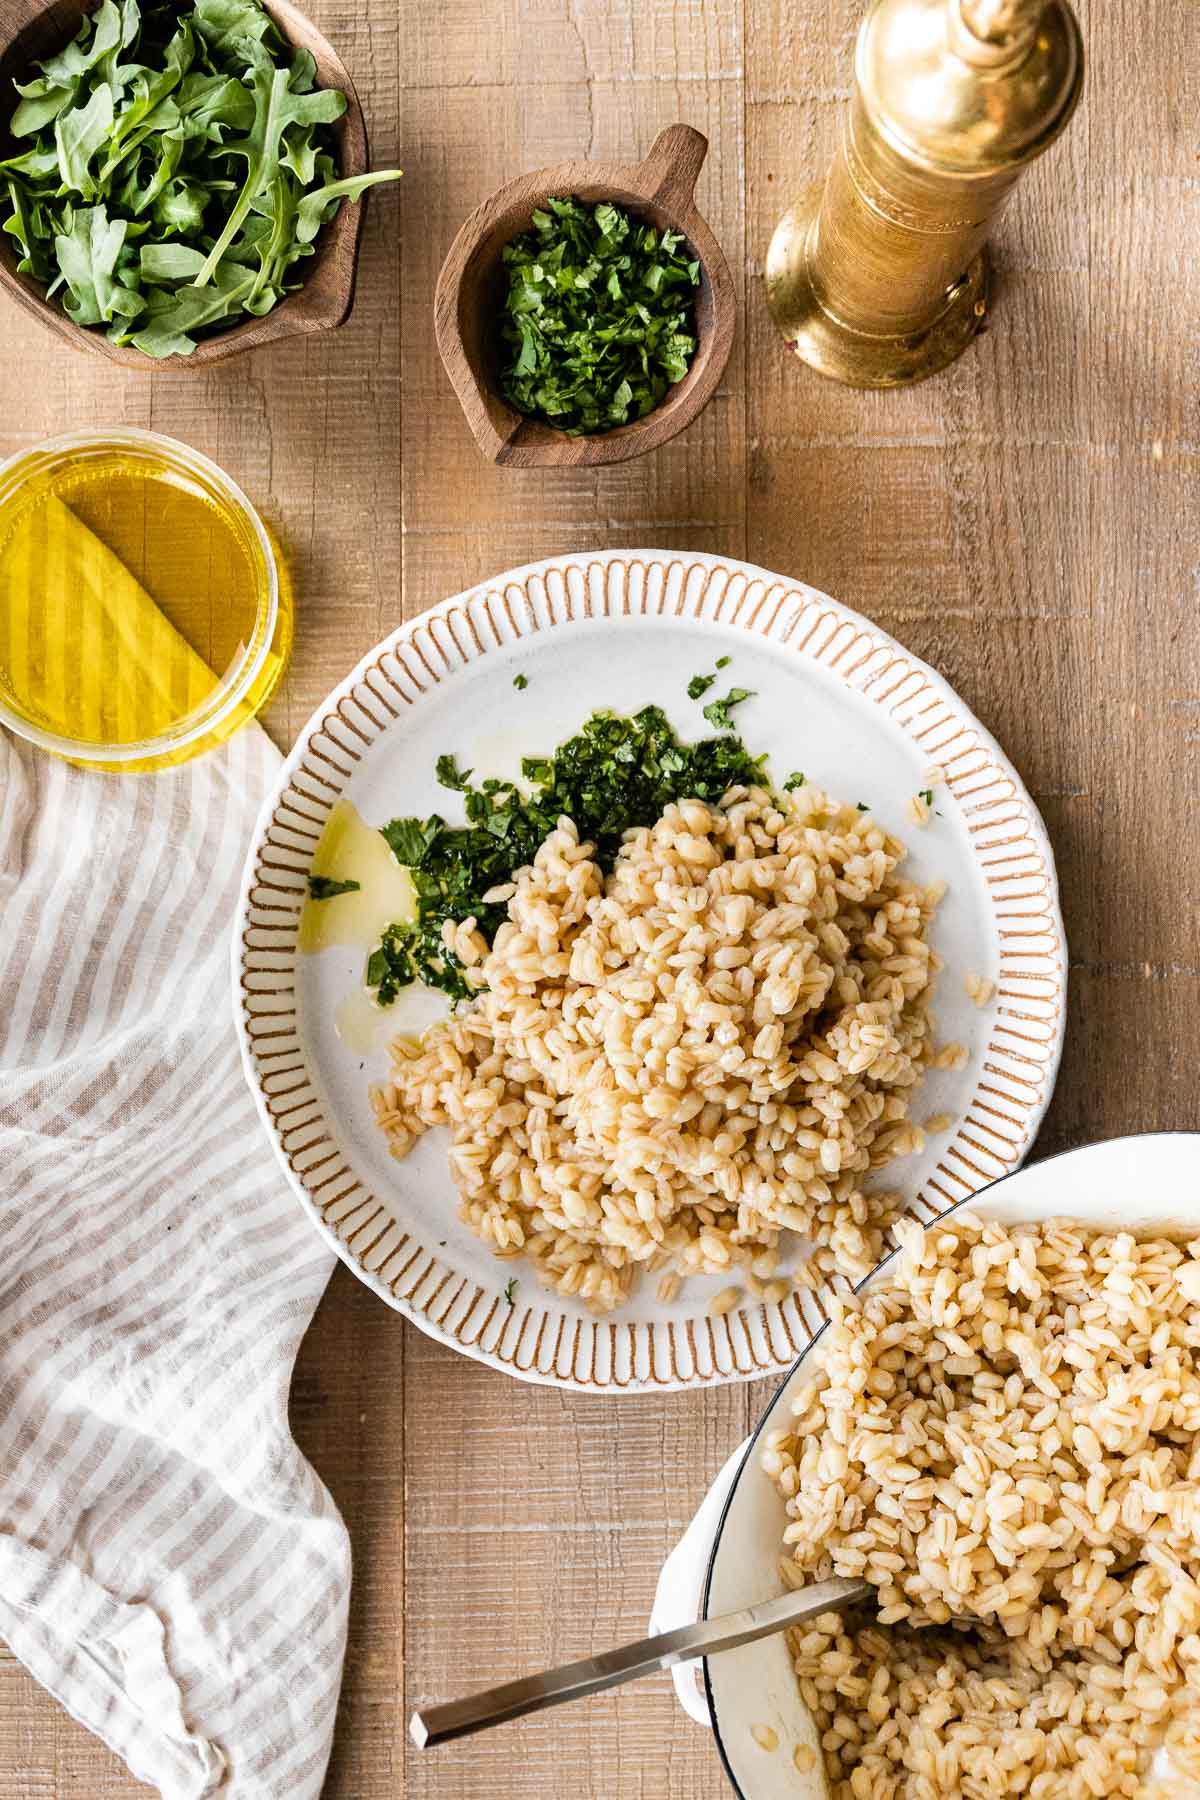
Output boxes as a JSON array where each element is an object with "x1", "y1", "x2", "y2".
[
  {"x1": 0, "y1": 0, "x2": 369, "y2": 368},
  {"x1": 434, "y1": 124, "x2": 736, "y2": 469}
]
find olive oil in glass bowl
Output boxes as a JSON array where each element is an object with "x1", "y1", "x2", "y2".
[{"x1": 0, "y1": 429, "x2": 292, "y2": 771}]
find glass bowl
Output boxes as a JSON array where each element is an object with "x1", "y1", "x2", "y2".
[{"x1": 0, "y1": 428, "x2": 292, "y2": 771}]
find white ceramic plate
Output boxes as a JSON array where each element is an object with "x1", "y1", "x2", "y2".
[
  {"x1": 700, "y1": 1134, "x2": 1200, "y2": 1798},
  {"x1": 234, "y1": 550, "x2": 1066, "y2": 1392}
]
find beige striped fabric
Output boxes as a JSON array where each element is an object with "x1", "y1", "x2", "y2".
[{"x1": 0, "y1": 725, "x2": 350, "y2": 1799}]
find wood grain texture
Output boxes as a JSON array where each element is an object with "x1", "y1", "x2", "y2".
[
  {"x1": 1, "y1": 0, "x2": 1197, "y2": 1795},
  {"x1": 0, "y1": 0, "x2": 373, "y2": 367}
]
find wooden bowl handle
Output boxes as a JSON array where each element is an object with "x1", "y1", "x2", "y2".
[{"x1": 629, "y1": 124, "x2": 709, "y2": 214}]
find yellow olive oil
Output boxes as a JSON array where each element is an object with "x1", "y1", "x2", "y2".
[
  {"x1": 0, "y1": 433, "x2": 291, "y2": 769},
  {"x1": 300, "y1": 798, "x2": 418, "y2": 1052},
  {"x1": 299, "y1": 800, "x2": 416, "y2": 955}
]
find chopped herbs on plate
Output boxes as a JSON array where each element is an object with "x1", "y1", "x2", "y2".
[
  {"x1": 783, "y1": 770, "x2": 806, "y2": 790},
  {"x1": 498, "y1": 196, "x2": 701, "y2": 436},
  {"x1": 435, "y1": 753, "x2": 472, "y2": 791},
  {"x1": 367, "y1": 705, "x2": 766, "y2": 1006},
  {"x1": 512, "y1": 673, "x2": 528, "y2": 690},
  {"x1": 687, "y1": 655, "x2": 734, "y2": 701},
  {"x1": 0, "y1": 0, "x2": 401, "y2": 357},
  {"x1": 701, "y1": 687, "x2": 753, "y2": 730},
  {"x1": 503, "y1": 1277, "x2": 517, "y2": 1307},
  {"x1": 307, "y1": 874, "x2": 360, "y2": 899}
]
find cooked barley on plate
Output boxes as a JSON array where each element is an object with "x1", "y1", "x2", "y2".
[
  {"x1": 764, "y1": 1211, "x2": 1200, "y2": 1798},
  {"x1": 372, "y1": 778, "x2": 957, "y2": 1311}
]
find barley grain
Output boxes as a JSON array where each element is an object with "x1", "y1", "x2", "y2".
[
  {"x1": 764, "y1": 1214, "x2": 1200, "y2": 1798},
  {"x1": 375, "y1": 787, "x2": 944, "y2": 1311}
]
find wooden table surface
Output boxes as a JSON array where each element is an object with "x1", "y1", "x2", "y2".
[{"x1": 1, "y1": 0, "x2": 1197, "y2": 1794}]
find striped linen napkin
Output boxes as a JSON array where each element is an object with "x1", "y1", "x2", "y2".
[{"x1": 0, "y1": 724, "x2": 350, "y2": 1799}]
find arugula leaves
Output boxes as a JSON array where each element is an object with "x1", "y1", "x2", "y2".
[
  {"x1": 295, "y1": 168, "x2": 400, "y2": 242},
  {"x1": 52, "y1": 204, "x2": 142, "y2": 324},
  {"x1": 192, "y1": 0, "x2": 276, "y2": 56},
  {"x1": 189, "y1": 39, "x2": 342, "y2": 285},
  {"x1": 55, "y1": 83, "x2": 115, "y2": 196},
  {"x1": 498, "y1": 195, "x2": 701, "y2": 435},
  {"x1": 0, "y1": 0, "x2": 400, "y2": 356},
  {"x1": 367, "y1": 706, "x2": 767, "y2": 1007}
]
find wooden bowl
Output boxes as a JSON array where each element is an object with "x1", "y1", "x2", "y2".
[
  {"x1": 0, "y1": 0, "x2": 369, "y2": 368},
  {"x1": 434, "y1": 124, "x2": 736, "y2": 468}
]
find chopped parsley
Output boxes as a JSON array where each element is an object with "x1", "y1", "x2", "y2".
[
  {"x1": 687, "y1": 656, "x2": 735, "y2": 702},
  {"x1": 783, "y1": 771, "x2": 807, "y2": 791},
  {"x1": 919, "y1": 788, "x2": 934, "y2": 807},
  {"x1": 498, "y1": 196, "x2": 701, "y2": 436},
  {"x1": 380, "y1": 817, "x2": 441, "y2": 865},
  {"x1": 702, "y1": 688, "x2": 754, "y2": 731},
  {"x1": 368, "y1": 705, "x2": 766, "y2": 1006},
  {"x1": 857, "y1": 801, "x2": 870, "y2": 812},
  {"x1": 503, "y1": 1277, "x2": 517, "y2": 1307},
  {"x1": 513, "y1": 673, "x2": 529, "y2": 690},
  {"x1": 435, "y1": 754, "x2": 472, "y2": 791},
  {"x1": 307, "y1": 875, "x2": 360, "y2": 900}
]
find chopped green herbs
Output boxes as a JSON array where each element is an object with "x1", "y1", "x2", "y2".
[
  {"x1": 513, "y1": 673, "x2": 528, "y2": 690},
  {"x1": 435, "y1": 753, "x2": 472, "y2": 791},
  {"x1": 503, "y1": 1277, "x2": 517, "y2": 1307},
  {"x1": 919, "y1": 788, "x2": 933, "y2": 807},
  {"x1": 307, "y1": 874, "x2": 360, "y2": 900},
  {"x1": 498, "y1": 195, "x2": 701, "y2": 436},
  {"x1": 380, "y1": 816, "x2": 441, "y2": 866},
  {"x1": 783, "y1": 771, "x2": 807, "y2": 791},
  {"x1": 857, "y1": 801, "x2": 870, "y2": 812},
  {"x1": 368, "y1": 705, "x2": 766, "y2": 1006},
  {"x1": 702, "y1": 687, "x2": 753, "y2": 731},
  {"x1": 689, "y1": 656, "x2": 737, "y2": 703},
  {"x1": 0, "y1": 0, "x2": 401, "y2": 357}
]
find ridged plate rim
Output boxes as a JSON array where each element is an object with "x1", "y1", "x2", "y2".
[{"x1": 233, "y1": 549, "x2": 1067, "y2": 1392}]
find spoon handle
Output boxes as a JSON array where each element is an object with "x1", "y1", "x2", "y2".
[{"x1": 409, "y1": 1575, "x2": 870, "y2": 1748}]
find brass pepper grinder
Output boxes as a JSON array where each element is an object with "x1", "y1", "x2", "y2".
[{"x1": 765, "y1": 0, "x2": 1083, "y2": 387}]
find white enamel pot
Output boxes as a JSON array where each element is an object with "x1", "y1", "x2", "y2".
[{"x1": 650, "y1": 1134, "x2": 1200, "y2": 1798}]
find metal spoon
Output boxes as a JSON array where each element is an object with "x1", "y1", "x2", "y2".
[{"x1": 409, "y1": 1574, "x2": 870, "y2": 1747}]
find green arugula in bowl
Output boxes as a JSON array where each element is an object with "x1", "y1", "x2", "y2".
[{"x1": 0, "y1": 0, "x2": 400, "y2": 356}]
